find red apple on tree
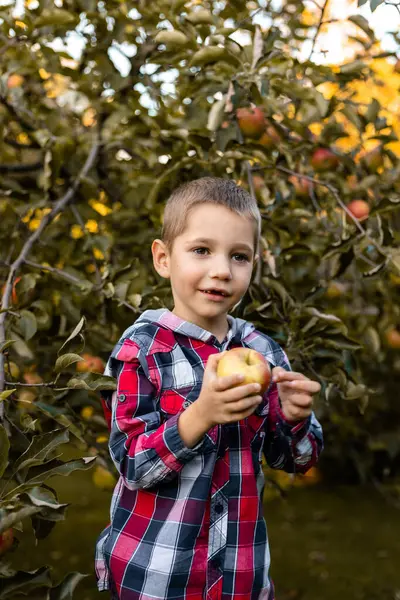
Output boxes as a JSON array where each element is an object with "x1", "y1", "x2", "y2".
[
  {"x1": 217, "y1": 348, "x2": 271, "y2": 394},
  {"x1": 385, "y1": 328, "x2": 400, "y2": 349},
  {"x1": 288, "y1": 175, "x2": 313, "y2": 198},
  {"x1": 236, "y1": 106, "x2": 266, "y2": 139},
  {"x1": 0, "y1": 529, "x2": 14, "y2": 556},
  {"x1": 77, "y1": 353, "x2": 105, "y2": 373},
  {"x1": 311, "y1": 147, "x2": 339, "y2": 172},
  {"x1": 346, "y1": 199, "x2": 370, "y2": 222},
  {"x1": 258, "y1": 123, "x2": 281, "y2": 149}
]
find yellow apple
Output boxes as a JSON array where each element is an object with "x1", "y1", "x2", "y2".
[{"x1": 217, "y1": 348, "x2": 271, "y2": 394}]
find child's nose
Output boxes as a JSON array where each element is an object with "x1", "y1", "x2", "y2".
[{"x1": 209, "y1": 257, "x2": 232, "y2": 279}]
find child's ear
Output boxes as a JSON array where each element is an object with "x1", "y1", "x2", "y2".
[{"x1": 152, "y1": 239, "x2": 170, "y2": 279}]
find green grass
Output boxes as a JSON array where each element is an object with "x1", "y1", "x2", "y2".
[{"x1": 8, "y1": 464, "x2": 400, "y2": 600}]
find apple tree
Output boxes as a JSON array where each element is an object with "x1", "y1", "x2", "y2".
[{"x1": 0, "y1": 0, "x2": 399, "y2": 595}]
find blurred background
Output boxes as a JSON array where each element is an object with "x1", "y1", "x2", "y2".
[{"x1": 0, "y1": 1, "x2": 399, "y2": 599}]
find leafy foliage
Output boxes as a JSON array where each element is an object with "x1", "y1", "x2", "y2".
[{"x1": 0, "y1": 0, "x2": 400, "y2": 595}]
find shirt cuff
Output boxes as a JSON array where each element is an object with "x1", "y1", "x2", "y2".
[
  {"x1": 163, "y1": 413, "x2": 209, "y2": 462},
  {"x1": 276, "y1": 403, "x2": 312, "y2": 443}
]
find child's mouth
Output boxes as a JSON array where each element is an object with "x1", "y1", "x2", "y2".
[{"x1": 200, "y1": 289, "x2": 229, "y2": 301}]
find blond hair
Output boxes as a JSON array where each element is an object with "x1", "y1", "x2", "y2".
[{"x1": 161, "y1": 177, "x2": 261, "y2": 251}]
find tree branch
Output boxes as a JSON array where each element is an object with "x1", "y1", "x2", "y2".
[
  {"x1": 251, "y1": 163, "x2": 395, "y2": 268},
  {"x1": 0, "y1": 138, "x2": 99, "y2": 411},
  {"x1": 4, "y1": 380, "x2": 57, "y2": 387},
  {"x1": 307, "y1": 0, "x2": 329, "y2": 62},
  {"x1": 0, "y1": 161, "x2": 42, "y2": 173},
  {"x1": 24, "y1": 260, "x2": 89, "y2": 286}
]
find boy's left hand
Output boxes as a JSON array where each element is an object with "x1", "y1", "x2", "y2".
[{"x1": 272, "y1": 367, "x2": 321, "y2": 423}]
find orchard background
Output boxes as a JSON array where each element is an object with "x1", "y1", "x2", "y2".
[{"x1": 1, "y1": 0, "x2": 400, "y2": 598}]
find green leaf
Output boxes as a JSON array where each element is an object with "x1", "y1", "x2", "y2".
[
  {"x1": 154, "y1": 30, "x2": 189, "y2": 47},
  {"x1": 54, "y1": 353, "x2": 83, "y2": 373},
  {"x1": 0, "y1": 389, "x2": 16, "y2": 401},
  {"x1": 0, "y1": 424, "x2": 10, "y2": 478},
  {"x1": 13, "y1": 429, "x2": 70, "y2": 477},
  {"x1": 2, "y1": 457, "x2": 96, "y2": 502},
  {"x1": 66, "y1": 372, "x2": 117, "y2": 391},
  {"x1": 357, "y1": 0, "x2": 369, "y2": 5},
  {"x1": 18, "y1": 310, "x2": 37, "y2": 341},
  {"x1": 0, "y1": 340, "x2": 16, "y2": 353},
  {"x1": 58, "y1": 317, "x2": 85, "y2": 355},
  {"x1": 340, "y1": 60, "x2": 367, "y2": 74},
  {"x1": 207, "y1": 98, "x2": 226, "y2": 132},
  {"x1": 35, "y1": 8, "x2": 77, "y2": 27},
  {"x1": 348, "y1": 15, "x2": 375, "y2": 40},
  {"x1": 190, "y1": 46, "x2": 237, "y2": 66},
  {"x1": 25, "y1": 486, "x2": 68, "y2": 510},
  {"x1": 365, "y1": 98, "x2": 380, "y2": 124},
  {"x1": 0, "y1": 567, "x2": 52, "y2": 599},
  {"x1": 370, "y1": 0, "x2": 384, "y2": 11},
  {"x1": 49, "y1": 572, "x2": 88, "y2": 600},
  {"x1": 323, "y1": 334, "x2": 362, "y2": 351}
]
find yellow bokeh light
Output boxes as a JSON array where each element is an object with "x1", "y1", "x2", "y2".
[
  {"x1": 85, "y1": 219, "x2": 99, "y2": 234},
  {"x1": 93, "y1": 248, "x2": 104, "y2": 260},
  {"x1": 89, "y1": 200, "x2": 112, "y2": 216},
  {"x1": 71, "y1": 225, "x2": 84, "y2": 239}
]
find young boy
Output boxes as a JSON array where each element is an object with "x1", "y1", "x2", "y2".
[{"x1": 95, "y1": 177, "x2": 323, "y2": 600}]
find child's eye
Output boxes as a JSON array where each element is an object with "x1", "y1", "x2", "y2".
[
  {"x1": 233, "y1": 253, "x2": 250, "y2": 263},
  {"x1": 193, "y1": 247, "x2": 209, "y2": 255}
]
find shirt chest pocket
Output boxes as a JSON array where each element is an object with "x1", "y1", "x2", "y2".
[{"x1": 158, "y1": 383, "x2": 202, "y2": 418}]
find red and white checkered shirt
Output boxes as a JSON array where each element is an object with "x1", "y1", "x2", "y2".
[{"x1": 95, "y1": 309, "x2": 323, "y2": 600}]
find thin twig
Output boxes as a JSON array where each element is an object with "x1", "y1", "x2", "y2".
[
  {"x1": 384, "y1": 0, "x2": 400, "y2": 16},
  {"x1": 25, "y1": 260, "x2": 88, "y2": 286},
  {"x1": 307, "y1": 0, "x2": 329, "y2": 62},
  {"x1": 4, "y1": 380, "x2": 57, "y2": 387}
]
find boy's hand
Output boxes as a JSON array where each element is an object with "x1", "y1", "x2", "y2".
[
  {"x1": 194, "y1": 352, "x2": 263, "y2": 429},
  {"x1": 272, "y1": 367, "x2": 321, "y2": 423}
]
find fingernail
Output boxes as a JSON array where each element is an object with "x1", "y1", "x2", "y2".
[{"x1": 254, "y1": 383, "x2": 261, "y2": 392}]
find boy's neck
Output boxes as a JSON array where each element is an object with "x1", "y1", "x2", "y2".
[{"x1": 171, "y1": 308, "x2": 230, "y2": 344}]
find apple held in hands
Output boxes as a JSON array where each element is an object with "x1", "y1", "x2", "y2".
[{"x1": 217, "y1": 348, "x2": 271, "y2": 394}]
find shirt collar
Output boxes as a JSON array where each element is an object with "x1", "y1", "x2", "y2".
[{"x1": 136, "y1": 308, "x2": 254, "y2": 345}]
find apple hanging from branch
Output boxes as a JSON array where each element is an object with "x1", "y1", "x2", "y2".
[
  {"x1": 346, "y1": 199, "x2": 370, "y2": 222},
  {"x1": 311, "y1": 147, "x2": 339, "y2": 172},
  {"x1": 236, "y1": 106, "x2": 266, "y2": 139}
]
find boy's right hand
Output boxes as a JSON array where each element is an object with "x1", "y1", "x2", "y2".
[{"x1": 193, "y1": 352, "x2": 263, "y2": 429}]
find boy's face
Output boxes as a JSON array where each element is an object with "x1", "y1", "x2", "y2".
[{"x1": 152, "y1": 204, "x2": 257, "y2": 337}]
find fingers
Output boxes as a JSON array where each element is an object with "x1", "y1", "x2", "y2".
[
  {"x1": 272, "y1": 367, "x2": 306, "y2": 383},
  {"x1": 221, "y1": 382, "x2": 261, "y2": 400},
  {"x1": 283, "y1": 393, "x2": 313, "y2": 408},
  {"x1": 272, "y1": 368, "x2": 321, "y2": 394},
  {"x1": 214, "y1": 373, "x2": 245, "y2": 392},
  {"x1": 206, "y1": 351, "x2": 227, "y2": 372},
  {"x1": 226, "y1": 395, "x2": 262, "y2": 417},
  {"x1": 279, "y1": 380, "x2": 321, "y2": 394}
]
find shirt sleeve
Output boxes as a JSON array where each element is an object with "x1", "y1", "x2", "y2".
[
  {"x1": 263, "y1": 350, "x2": 324, "y2": 474},
  {"x1": 107, "y1": 339, "x2": 206, "y2": 490}
]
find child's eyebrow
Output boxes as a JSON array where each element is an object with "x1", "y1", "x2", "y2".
[{"x1": 187, "y1": 237, "x2": 253, "y2": 254}]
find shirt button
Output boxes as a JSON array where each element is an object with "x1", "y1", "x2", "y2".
[
  {"x1": 118, "y1": 393, "x2": 126, "y2": 402},
  {"x1": 215, "y1": 503, "x2": 223, "y2": 514},
  {"x1": 183, "y1": 401, "x2": 190, "y2": 409}
]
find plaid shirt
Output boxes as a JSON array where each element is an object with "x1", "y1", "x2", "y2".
[{"x1": 95, "y1": 309, "x2": 323, "y2": 600}]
